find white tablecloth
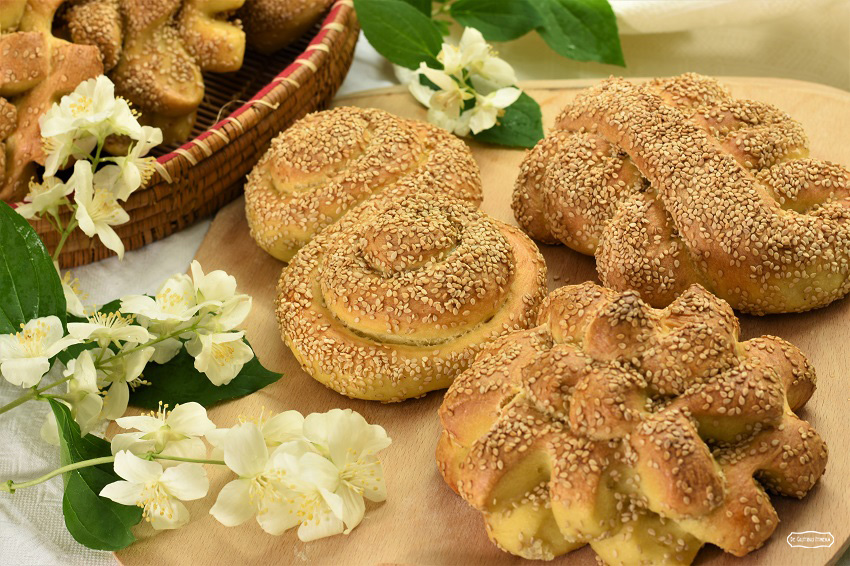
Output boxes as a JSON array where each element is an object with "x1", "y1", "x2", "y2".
[{"x1": 2, "y1": 2, "x2": 849, "y2": 563}]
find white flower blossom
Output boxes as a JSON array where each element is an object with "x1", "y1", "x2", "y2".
[
  {"x1": 210, "y1": 410, "x2": 391, "y2": 541},
  {"x1": 439, "y1": 27, "x2": 490, "y2": 76},
  {"x1": 97, "y1": 345, "x2": 155, "y2": 420},
  {"x1": 275, "y1": 447, "x2": 347, "y2": 541},
  {"x1": 121, "y1": 273, "x2": 199, "y2": 327},
  {"x1": 0, "y1": 316, "x2": 79, "y2": 388},
  {"x1": 94, "y1": 125, "x2": 162, "y2": 201},
  {"x1": 209, "y1": 423, "x2": 301, "y2": 535},
  {"x1": 100, "y1": 451, "x2": 208, "y2": 530},
  {"x1": 73, "y1": 161, "x2": 130, "y2": 259},
  {"x1": 111, "y1": 402, "x2": 215, "y2": 463},
  {"x1": 409, "y1": 63, "x2": 474, "y2": 136},
  {"x1": 185, "y1": 331, "x2": 254, "y2": 386},
  {"x1": 68, "y1": 311, "x2": 151, "y2": 347},
  {"x1": 15, "y1": 177, "x2": 74, "y2": 220},
  {"x1": 406, "y1": 27, "x2": 521, "y2": 137},
  {"x1": 55, "y1": 263, "x2": 87, "y2": 318},
  {"x1": 207, "y1": 409, "x2": 305, "y2": 460},
  {"x1": 42, "y1": 130, "x2": 96, "y2": 178},
  {"x1": 456, "y1": 28, "x2": 516, "y2": 94},
  {"x1": 62, "y1": 350, "x2": 105, "y2": 435},
  {"x1": 40, "y1": 75, "x2": 142, "y2": 145},
  {"x1": 467, "y1": 87, "x2": 522, "y2": 134},
  {"x1": 189, "y1": 261, "x2": 252, "y2": 332},
  {"x1": 120, "y1": 274, "x2": 200, "y2": 364},
  {"x1": 303, "y1": 409, "x2": 391, "y2": 533},
  {"x1": 41, "y1": 350, "x2": 106, "y2": 444}
]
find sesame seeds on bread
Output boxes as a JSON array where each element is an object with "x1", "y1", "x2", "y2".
[
  {"x1": 513, "y1": 73, "x2": 850, "y2": 314},
  {"x1": 276, "y1": 192, "x2": 547, "y2": 402},
  {"x1": 239, "y1": 0, "x2": 333, "y2": 54},
  {"x1": 245, "y1": 106, "x2": 483, "y2": 262},
  {"x1": 437, "y1": 282, "x2": 827, "y2": 563}
]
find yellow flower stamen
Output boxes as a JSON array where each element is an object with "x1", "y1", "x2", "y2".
[
  {"x1": 14, "y1": 320, "x2": 50, "y2": 356},
  {"x1": 212, "y1": 342, "x2": 235, "y2": 365}
]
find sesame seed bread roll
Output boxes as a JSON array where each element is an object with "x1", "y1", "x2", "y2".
[
  {"x1": 513, "y1": 73, "x2": 850, "y2": 314},
  {"x1": 239, "y1": 0, "x2": 333, "y2": 54},
  {"x1": 276, "y1": 192, "x2": 547, "y2": 402},
  {"x1": 437, "y1": 282, "x2": 827, "y2": 564},
  {"x1": 245, "y1": 106, "x2": 483, "y2": 262}
]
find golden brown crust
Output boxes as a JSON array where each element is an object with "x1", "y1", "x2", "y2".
[
  {"x1": 245, "y1": 107, "x2": 483, "y2": 261},
  {"x1": 239, "y1": 0, "x2": 332, "y2": 54},
  {"x1": 178, "y1": 0, "x2": 245, "y2": 73},
  {"x1": 65, "y1": 0, "x2": 123, "y2": 71},
  {"x1": 437, "y1": 282, "x2": 827, "y2": 563},
  {"x1": 0, "y1": 97, "x2": 16, "y2": 188},
  {"x1": 0, "y1": 1, "x2": 103, "y2": 200},
  {"x1": 513, "y1": 73, "x2": 850, "y2": 314},
  {"x1": 276, "y1": 192, "x2": 547, "y2": 402},
  {"x1": 60, "y1": 0, "x2": 245, "y2": 143}
]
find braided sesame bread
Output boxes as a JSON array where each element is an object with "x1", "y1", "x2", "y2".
[
  {"x1": 245, "y1": 106, "x2": 483, "y2": 262},
  {"x1": 437, "y1": 282, "x2": 827, "y2": 564},
  {"x1": 513, "y1": 73, "x2": 850, "y2": 314},
  {"x1": 239, "y1": 0, "x2": 333, "y2": 54},
  {"x1": 276, "y1": 192, "x2": 547, "y2": 402},
  {"x1": 1, "y1": 0, "x2": 103, "y2": 200}
]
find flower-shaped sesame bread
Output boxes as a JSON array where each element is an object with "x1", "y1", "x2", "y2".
[{"x1": 438, "y1": 282, "x2": 827, "y2": 565}]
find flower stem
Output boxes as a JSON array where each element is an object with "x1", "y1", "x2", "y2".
[
  {"x1": 99, "y1": 322, "x2": 199, "y2": 366},
  {"x1": 1, "y1": 453, "x2": 225, "y2": 494},
  {"x1": 0, "y1": 375, "x2": 74, "y2": 417},
  {"x1": 151, "y1": 454, "x2": 226, "y2": 466},
  {"x1": 1, "y1": 456, "x2": 115, "y2": 493},
  {"x1": 52, "y1": 215, "x2": 79, "y2": 262}
]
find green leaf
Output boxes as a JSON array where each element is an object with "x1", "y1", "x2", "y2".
[
  {"x1": 354, "y1": 0, "x2": 444, "y2": 69},
  {"x1": 49, "y1": 400, "x2": 142, "y2": 551},
  {"x1": 450, "y1": 0, "x2": 542, "y2": 42},
  {"x1": 471, "y1": 92, "x2": 544, "y2": 149},
  {"x1": 129, "y1": 342, "x2": 282, "y2": 409},
  {"x1": 530, "y1": 0, "x2": 625, "y2": 66},
  {"x1": 0, "y1": 202, "x2": 66, "y2": 334},
  {"x1": 399, "y1": 0, "x2": 431, "y2": 15}
]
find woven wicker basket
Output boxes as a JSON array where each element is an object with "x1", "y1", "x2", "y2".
[{"x1": 39, "y1": 0, "x2": 359, "y2": 268}]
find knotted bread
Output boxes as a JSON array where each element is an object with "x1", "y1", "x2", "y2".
[{"x1": 513, "y1": 74, "x2": 850, "y2": 314}]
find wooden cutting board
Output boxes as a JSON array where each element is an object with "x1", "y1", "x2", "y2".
[{"x1": 116, "y1": 78, "x2": 850, "y2": 566}]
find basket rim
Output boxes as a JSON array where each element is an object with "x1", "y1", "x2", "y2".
[{"x1": 150, "y1": 0, "x2": 357, "y2": 185}]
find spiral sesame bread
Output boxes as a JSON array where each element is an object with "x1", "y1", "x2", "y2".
[
  {"x1": 1, "y1": 0, "x2": 103, "y2": 200},
  {"x1": 276, "y1": 192, "x2": 547, "y2": 402},
  {"x1": 437, "y1": 281, "x2": 827, "y2": 564},
  {"x1": 513, "y1": 73, "x2": 850, "y2": 314},
  {"x1": 245, "y1": 106, "x2": 483, "y2": 262},
  {"x1": 239, "y1": 0, "x2": 333, "y2": 54}
]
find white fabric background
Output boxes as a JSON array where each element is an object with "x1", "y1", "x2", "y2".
[{"x1": 2, "y1": 2, "x2": 849, "y2": 564}]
